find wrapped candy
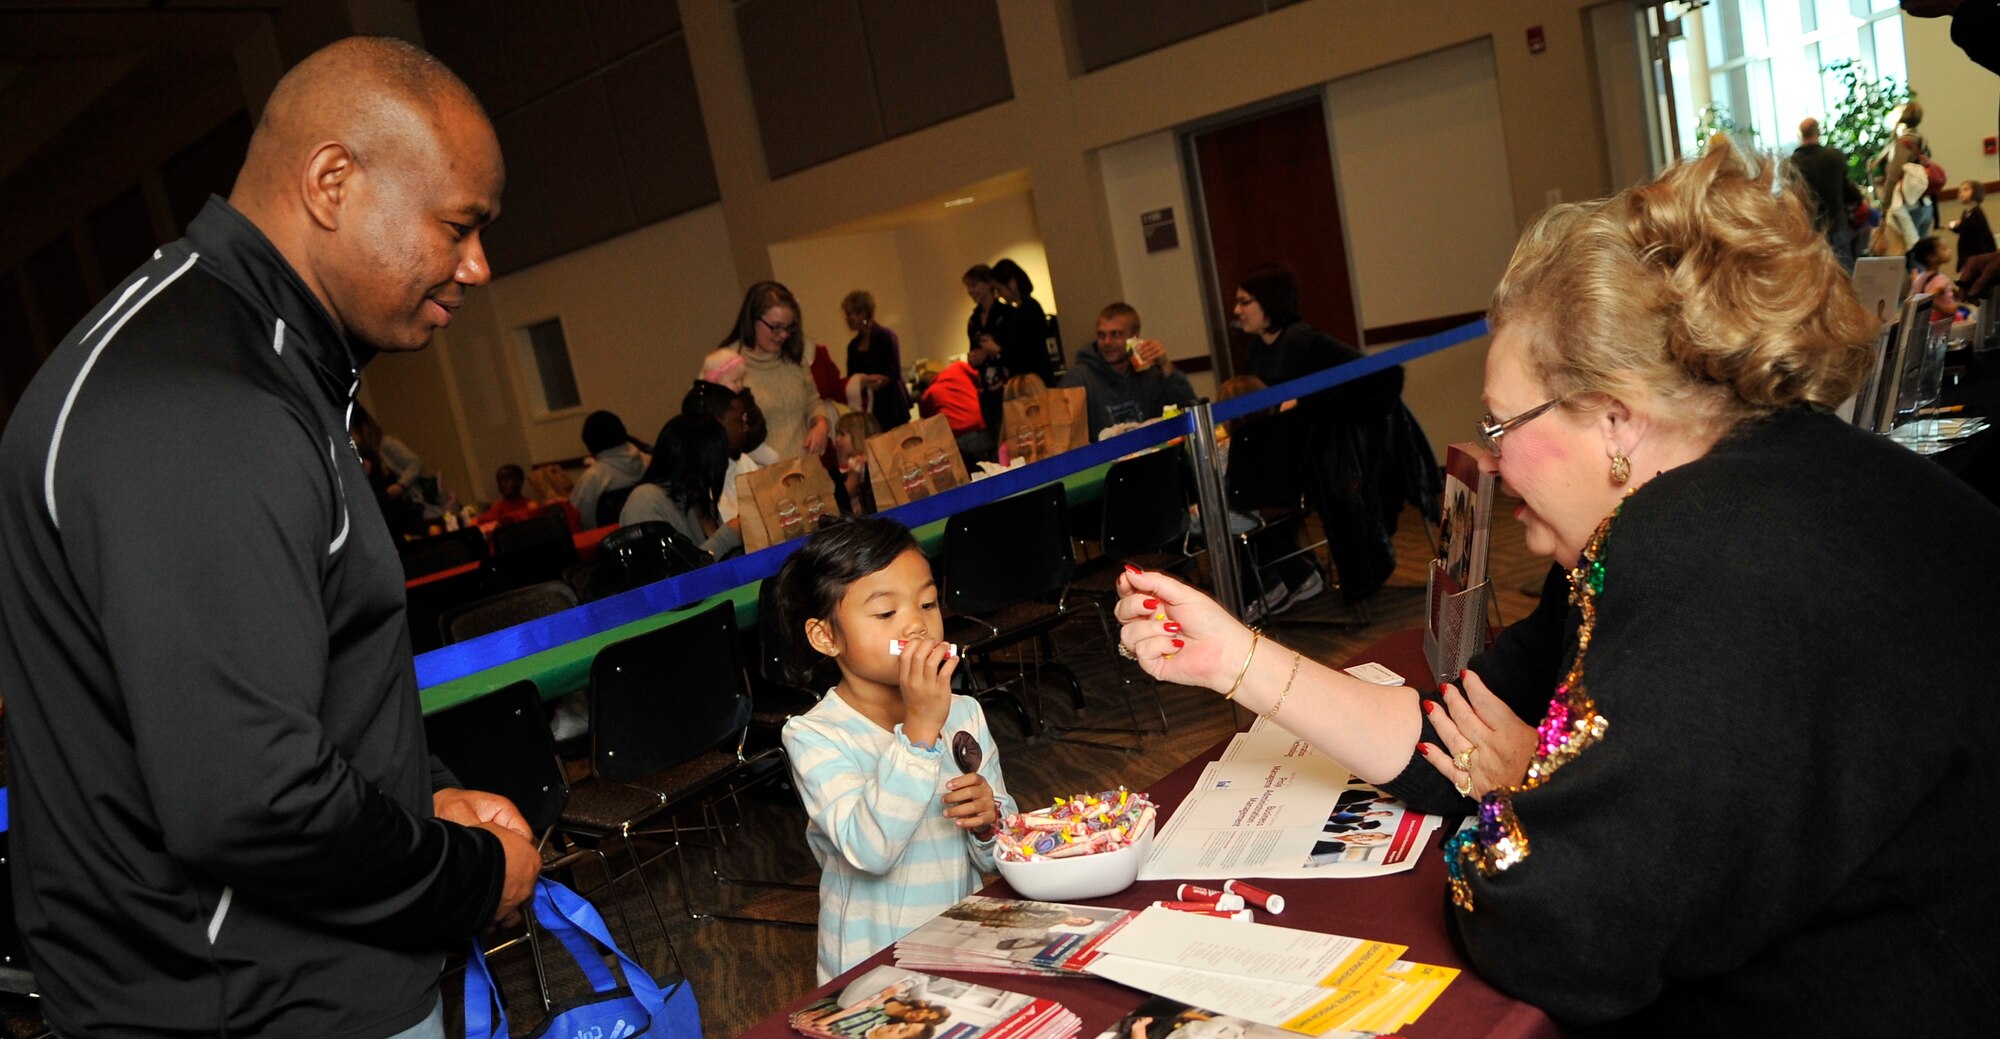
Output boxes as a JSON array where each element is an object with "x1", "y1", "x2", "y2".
[{"x1": 994, "y1": 788, "x2": 1155, "y2": 863}]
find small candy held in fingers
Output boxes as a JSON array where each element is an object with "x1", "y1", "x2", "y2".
[{"x1": 889, "y1": 639, "x2": 960, "y2": 658}]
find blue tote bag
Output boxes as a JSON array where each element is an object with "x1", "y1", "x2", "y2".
[{"x1": 464, "y1": 879, "x2": 700, "y2": 1039}]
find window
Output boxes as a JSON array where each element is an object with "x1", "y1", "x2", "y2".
[
  {"x1": 1674, "y1": 0, "x2": 1903, "y2": 155},
  {"x1": 522, "y1": 317, "x2": 581, "y2": 413}
]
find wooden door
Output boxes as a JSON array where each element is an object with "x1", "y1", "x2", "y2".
[{"x1": 1191, "y1": 97, "x2": 1361, "y2": 377}]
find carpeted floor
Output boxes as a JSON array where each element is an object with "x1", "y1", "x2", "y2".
[{"x1": 453, "y1": 503, "x2": 1551, "y2": 1039}]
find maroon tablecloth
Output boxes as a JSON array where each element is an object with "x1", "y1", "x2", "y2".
[{"x1": 737, "y1": 630, "x2": 1565, "y2": 1038}]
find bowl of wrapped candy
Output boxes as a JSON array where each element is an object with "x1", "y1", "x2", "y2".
[{"x1": 993, "y1": 788, "x2": 1156, "y2": 901}]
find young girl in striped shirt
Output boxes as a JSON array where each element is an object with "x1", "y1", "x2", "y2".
[{"x1": 776, "y1": 517, "x2": 1016, "y2": 982}]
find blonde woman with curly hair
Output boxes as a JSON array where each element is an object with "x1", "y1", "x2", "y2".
[{"x1": 1112, "y1": 138, "x2": 1997, "y2": 1032}]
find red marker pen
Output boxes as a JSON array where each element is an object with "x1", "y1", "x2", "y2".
[
  {"x1": 1222, "y1": 879, "x2": 1285, "y2": 914},
  {"x1": 1151, "y1": 902, "x2": 1252, "y2": 921},
  {"x1": 1168, "y1": 887, "x2": 1246, "y2": 911}
]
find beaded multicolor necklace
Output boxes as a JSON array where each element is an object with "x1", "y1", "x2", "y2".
[{"x1": 1445, "y1": 501, "x2": 1621, "y2": 911}]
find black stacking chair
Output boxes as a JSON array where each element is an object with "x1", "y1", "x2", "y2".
[
  {"x1": 437, "y1": 581, "x2": 580, "y2": 646},
  {"x1": 398, "y1": 526, "x2": 487, "y2": 581},
  {"x1": 424, "y1": 680, "x2": 675, "y2": 1011},
  {"x1": 484, "y1": 511, "x2": 579, "y2": 593},
  {"x1": 595, "y1": 486, "x2": 636, "y2": 528},
  {"x1": 940, "y1": 482, "x2": 1159, "y2": 746},
  {"x1": 559, "y1": 602, "x2": 808, "y2": 928},
  {"x1": 748, "y1": 578, "x2": 824, "y2": 751},
  {"x1": 404, "y1": 567, "x2": 488, "y2": 655},
  {"x1": 1095, "y1": 446, "x2": 1196, "y2": 572},
  {"x1": 1224, "y1": 415, "x2": 1341, "y2": 625}
]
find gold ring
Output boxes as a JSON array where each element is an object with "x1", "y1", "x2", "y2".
[
  {"x1": 1117, "y1": 643, "x2": 1137, "y2": 661},
  {"x1": 1453, "y1": 746, "x2": 1477, "y2": 772},
  {"x1": 1454, "y1": 772, "x2": 1473, "y2": 797}
]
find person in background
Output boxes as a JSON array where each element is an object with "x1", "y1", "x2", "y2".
[
  {"x1": 843, "y1": 290, "x2": 911, "y2": 432},
  {"x1": 683, "y1": 380, "x2": 764, "y2": 533},
  {"x1": 1790, "y1": 117, "x2": 1860, "y2": 270},
  {"x1": 1003, "y1": 373, "x2": 1046, "y2": 400},
  {"x1": 0, "y1": 36, "x2": 536, "y2": 1037},
  {"x1": 476, "y1": 464, "x2": 542, "y2": 527},
  {"x1": 833, "y1": 411, "x2": 883, "y2": 515},
  {"x1": 568, "y1": 409, "x2": 650, "y2": 528},
  {"x1": 725, "y1": 280, "x2": 835, "y2": 462},
  {"x1": 918, "y1": 342, "x2": 996, "y2": 467},
  {"x1": 700, "y1": 346, "x2": 748, "y2": 391},
  {"x1": 990, "y1": 258, "x2": 1056, "y2": 383},
  {"x1": 1909, "y1": 236, "x2": 1960, "y2": 317},
  {"x1": 351, "y1": 404, "x2": 439, "y2": 525},
  {"x1": 1116, "y1": 137, "x2": 1996, "y2": 1033},
  {"x1": 621, "y1": 414, "x2": 740, "y2": 561},
  {"x1": 1948, "y1": 180, "x2": 1995, "y2": 264},
  {"x1": 1060, "y1": 302, "x2": 1197, "y2": 440},
  {"x1": 962, "y1": 264, "x2": 1013, "y2": 432}
]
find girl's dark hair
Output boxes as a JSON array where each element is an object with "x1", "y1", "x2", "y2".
[
  {"x1": 641, "y1": 415, "x2": 729, "y2": 523},
  {"x1": 1238, "y1": 263, "x2": 1303, "y2": 329},
  {"x1": 771, "y1": 516, "x2": 922, "y2": 685},
  {"x1": 1909, "y1": 236, "x2": 1943, "y2": 270},
  {"x1": 990, "y1": 258, "x2": 1033, "y2": 297},
  {"x1": 581, "y1": 409, "x2": 631, "y2": 456},
  {"x1": 722, "y1": 280, "x2": 805, "y2": 364}
]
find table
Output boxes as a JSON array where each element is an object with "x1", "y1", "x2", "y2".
[
  {"x1": 737, "y1": 630, "x2": 1565, "y2": 1039},
  {"x1": 403, "y1": 524, "x2": 617, "y2": 591}
]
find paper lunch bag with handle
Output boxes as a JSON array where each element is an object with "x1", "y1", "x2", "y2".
[
  {"x1": 737, "y1": 455, "x2": 839, "y2": 552},
  {"x1": 865, "y1": 414, "x2": 971, "y2": 507}
]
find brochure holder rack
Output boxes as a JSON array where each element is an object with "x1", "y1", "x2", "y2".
[{"x1": 1424, "y1": 561, "x2": 1491, "y2": 688}]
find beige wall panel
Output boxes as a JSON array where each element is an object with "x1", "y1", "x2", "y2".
[
  {"x1": 1902, "y1": 14, "x2": 1999, "y2": 196},
  {"x1": 770, "y1": 229, "x2": 913, "y2": 363},
  {"x1": 1095, "y1": 131, "x2": 1209, "y2": 365}
]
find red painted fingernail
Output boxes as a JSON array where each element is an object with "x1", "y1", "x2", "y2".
[
  {"x1": 1124, "y1": 564, "x2": 1143, "y2": 575},
  {"x1": 1421, "y1": 700, "x2": 1435, "y2": 715},
  {"x1": 1417, "y1": 742, "x2": 1430, "y2": 756},
  {"x1": 1162, "y1": 622, "x2": 1182, "y2": 633},
  {"x1": 1142, "y1": 598, "x2": 1160, "y2": 610},
  {"x1": 1171, "y1": 639, "x2": 1185, "y2": 649},
  {"x1": 1460, "y1": 669, "x2": 1470, "y2": 682}
]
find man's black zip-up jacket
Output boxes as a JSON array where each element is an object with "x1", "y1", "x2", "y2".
[{"x1": 0, "y1": 197, "x2": 503, "y2": 1037}]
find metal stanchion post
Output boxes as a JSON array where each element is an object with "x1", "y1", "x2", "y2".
[{"x1": 1187, "y1": 403, "x2": 1242, "y2": 618}]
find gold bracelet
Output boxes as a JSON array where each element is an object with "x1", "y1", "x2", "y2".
[
  {"x1": 1223, "y1": 628, "x2": 1261, "y2": 700},
  {"x1": 1264, "y1": 651, "x2": 1304, "y2": 722}
]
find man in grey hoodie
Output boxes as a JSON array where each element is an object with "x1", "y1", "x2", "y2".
[
  {"x1": 569, "y1": 409, "x2": 651, "y2": 525},
  {"x1": 1059, "y1": 302, "x2": 1197, "y2": 440}
]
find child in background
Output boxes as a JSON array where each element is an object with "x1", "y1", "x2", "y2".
[
  {"x1": 475, "y1": 463, "x2": 543, "y2": 527},
  {"x1": 777, "y1": 517, "x2": 1015, "y2": 982},
  {"x1": 1949, "y1": 180, "x2": 1995, "y2": 266},
  {"x1": 1909, "y1": 237, "x2": 1959, "y2": 319},
  {"x1": 833, "y1": 411, "x2": 883, "y2": 515}
]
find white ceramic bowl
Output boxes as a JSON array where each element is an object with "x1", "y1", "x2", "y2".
[{"x1": 994, "y1": 819, "x2": 1154, "y2": 902}]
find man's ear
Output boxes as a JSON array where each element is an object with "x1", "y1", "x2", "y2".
[
  {"x1": 301, "y1": 141, "x2": 356, "y2": 232},
  {"x1": 804, "y1": 617, "x2": 839, "y2": 657}
]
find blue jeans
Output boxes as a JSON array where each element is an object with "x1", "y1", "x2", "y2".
[{"x1": 385, "y1": 999, "x2": 444, "y2": 1039}]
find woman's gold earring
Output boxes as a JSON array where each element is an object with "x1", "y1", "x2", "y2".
[{"x1": 1610, "y1": 453, "x2": 1632, "y2": 485}]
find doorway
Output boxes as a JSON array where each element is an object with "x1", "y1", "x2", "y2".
[{"x1": 1186, "y1": 96, "x2": 1361, "y2": 378}]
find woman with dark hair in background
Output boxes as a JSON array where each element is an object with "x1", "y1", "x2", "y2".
[
  {"x1": 842, "y1": 290, "x2": 910, "y2": 432},
  {"x1": 962, "y1": 264, "x2": 1013, "y2": 434},
  {"x1": 990, "y1": 258, "x2": 1055, "y2": 383},
  {"x1": 620, "y1": 414, "x2": 740, "y2": 561},
  {"x1": 724, "y1": 280, "x2": 836, "y2": 462},
  {"x1": 1231, "y1": 262, "x2": 1408, "y2": 606}
]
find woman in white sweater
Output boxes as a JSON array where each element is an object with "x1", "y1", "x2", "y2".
[{"x1": 722, "y1": 281, "x2": 835, "y2": 462}]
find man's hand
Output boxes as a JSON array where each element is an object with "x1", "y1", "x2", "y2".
[
  {"x1": 477, "y1": 822, "x2": 539, "y2": 926},
  {"x1": 1130, "y1": 338, "x2": 1172, "y2": 373},
  {"x1": 434, "y1": 787, "x2": 532, "y2": 840}
]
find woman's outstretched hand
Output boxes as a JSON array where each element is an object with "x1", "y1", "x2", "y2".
[
  {"x1": 1113, "y1": 567, "x2": 1253, "y2": 693},
  {"x1": 1418, "y1": 668, "x2": 1537, "y2": 799}
]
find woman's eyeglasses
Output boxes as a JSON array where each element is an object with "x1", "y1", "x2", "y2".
[
  {"x1": 759, "y1": 317, "x2": 798, "y2": 337},
  {"x1": 1477, "y1": 398, "x2": 1560, "y2": 456}
]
